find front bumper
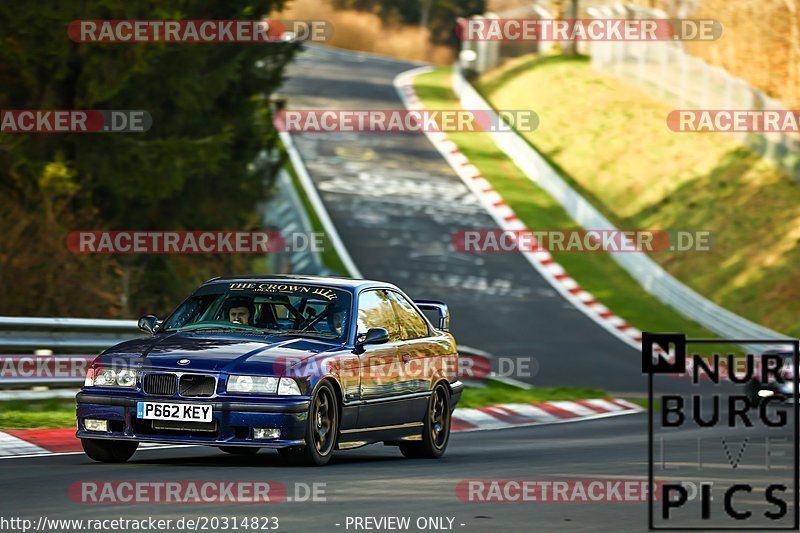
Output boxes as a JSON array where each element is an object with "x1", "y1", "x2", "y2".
[
  {"x1": 76, "y1": 392, "x2": 310, "y2": 448},
  {"x1": 450, "y1": 380, "x2": 464, "y2": 412}
]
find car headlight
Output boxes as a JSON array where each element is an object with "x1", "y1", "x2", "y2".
[
  {"x1": 227, "y1": 375, "x2": 279, "y2": 394},
  {"x1": 116, "y1": 369, "x2": 137, "y2": 387},
  {"x1": 225, "y1": 375, "x2": 301, "y2": 395},
  {"x1": 278, "y1": 377, "x2": 301, "y2": 396},
  {"x1": 84, "y1": 367, "x2": 136, "y2": 388}
]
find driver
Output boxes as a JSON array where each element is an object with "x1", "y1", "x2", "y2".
[
  {"x1": 225, "y1": 296, "x2": 255, "y2": 326},
  {"x1": 326, "y1": 304, "x2": 347, "y2": 336}
]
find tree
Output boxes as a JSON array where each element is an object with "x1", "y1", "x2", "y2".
[
  {"x1": 0, "y1": 1, "x2": 298, "y2": 317},
  {"x1": 555, "y1": 0, "x2": 579, "y2": 56},
  {"x1": 332, "y1": 0, "x2": 485, "y2": 47}
]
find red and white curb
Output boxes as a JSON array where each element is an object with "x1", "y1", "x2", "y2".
[
  {"x1": 0, "y1": 399, "x2": 641, "y2": 458},
  {"x1": 451, "y1": 398, "x2": 642, "y2": 432},
  {"x1": 0, "y1": 428, "x2": 177, "y2": 458},
  {"x1": 393, "y1": 67, "x2": 652, "y2": 356}
]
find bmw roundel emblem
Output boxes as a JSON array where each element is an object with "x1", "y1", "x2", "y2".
[{"x1": 177, "y1": 359, "x2": 191, "y2": 366}]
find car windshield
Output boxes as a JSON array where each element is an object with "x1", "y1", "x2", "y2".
[{"x1": 161, "y1": 282, "x2": 352, "y2": 342}]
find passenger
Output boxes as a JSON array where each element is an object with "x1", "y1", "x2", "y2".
[{"x1": 327, "y1": 304, "x2": 347, "y2": 336}]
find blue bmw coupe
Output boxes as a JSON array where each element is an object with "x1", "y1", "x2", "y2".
[{"x1": 76, "y1": 275, "x2": 462, "y2": 466}]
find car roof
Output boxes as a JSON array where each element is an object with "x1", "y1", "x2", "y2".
[{"x1": 202, "y1": 274, "x2": 398, "y2": 293}]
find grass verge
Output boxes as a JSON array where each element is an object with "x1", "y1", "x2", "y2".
[
  {"x1": 0, "y1": 399, "x2": 75, "y2": 430},
  {"x1": 459, "y1": 380, "x2": 609, "y2": 408},
  {"x1": 475, "y1": 54, "x2": 800, "y2": 336},
  {"x1": 414, "y1": 67, "x2": 720, "y2": 341}
]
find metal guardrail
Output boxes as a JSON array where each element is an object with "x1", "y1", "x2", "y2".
[
  {"x1": 0, "y1": 317, "x2": 141, "y2": 390},
  {"x1": 0, "y1": 145, "x2": 338, "y2": 392},
  {"x1": 0, "y1": 316, "x2": 496, "y2": 392},
  {"x1": 587, "y1": 4, "x2": 800, "y2": 182},
  {"x1": 0, "y1": 317, "x2": 141, "y2": 352},
  {"x1": 261, "y1": 168, "x2": 330, "y2": 275},
  {"x1": 0, "y1": 160, "x2": 330, "y2": 389}
]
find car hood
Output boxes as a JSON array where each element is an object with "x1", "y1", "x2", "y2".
[{"x1": 98, "y1": 332, "x2": 341, "y2": 374}]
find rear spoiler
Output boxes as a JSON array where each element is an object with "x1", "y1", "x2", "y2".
[{"x1": 413, "y1": 300, "x2": 450, "y2": 331}]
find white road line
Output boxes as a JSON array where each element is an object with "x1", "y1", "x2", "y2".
[{"x1": 0, "y1": 444, "x2": 196, "y2": 461}]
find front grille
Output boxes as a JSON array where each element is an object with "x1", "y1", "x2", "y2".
[
  {"x1": 143, "y1": 373, "x2": 177, "y2": 395},
  {"x1": 179, "y1": 374, "x2": 216, "y2": 397}
]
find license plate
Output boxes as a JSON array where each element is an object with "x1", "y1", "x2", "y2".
[{"x1": 136, "y1": 402, "x2": 212, "y2": 422}]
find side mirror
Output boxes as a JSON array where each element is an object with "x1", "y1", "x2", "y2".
[
  {"x1": 413, "y1": 300, "x2": 450, "y2": 331},
  {"x1": 358, "y1": 327, "x2": 390, "y2": 347},
  {"x1": 138, "y1": 315, "x2": 160, "y2": 335}
]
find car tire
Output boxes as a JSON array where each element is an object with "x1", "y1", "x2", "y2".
[
  {"x1": 81, "y1": 439, "x2": 138, "y2": 463},
  {"x1": 399, "y1": 383, "x2": 450, "y2": 459},
  {"x1": 219, "y1": 446, "x2": 260, "y2": 456},
  {"x1": 280, "y1": 381, "x2": 339, "y2": 466}
]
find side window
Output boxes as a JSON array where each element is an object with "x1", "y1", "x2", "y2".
[
  {"x1": 387, "y1": 291, "x2": 430, "y2": 340},
  {"x1": 356, "y1": 290, "x2": 401, "y2": 342}
]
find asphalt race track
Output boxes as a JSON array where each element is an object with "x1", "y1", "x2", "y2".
[
  {"x1": 277, "y1": 46, "x2": 648, "y2": 394},
  {"x1": 3, "y1": 417, "x2": 650, "y2": 532},
  {"x1": 0, "y1": 47, "x2": 789, "y2": 533},
  {"x1": 1, "y1": 411, "x2": 793, "y2": 531}
]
